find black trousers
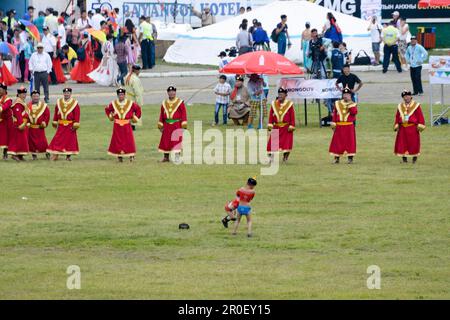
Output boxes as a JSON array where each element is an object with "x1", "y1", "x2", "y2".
[
  {"x1": 382, "y1": 44, "x2": 402, "y2": 73},
  {"x1": 19, "y1": 51, "x2": 26, "y2": 82},
  {"x1": 410, "y1": 66, "x2": 423, "y2": 94},
  {"x1": 34, "y1": 71, "x2": 50, "y2": 101},
  {"x1": 141, "y1": 39, "x2": 152, "y2": 69}
]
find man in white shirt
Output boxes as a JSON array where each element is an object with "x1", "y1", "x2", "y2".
[
  {"x1": 76, "y1": 10, "x2": 90, "y2": 32},
  {"x1": 28, "y1": 43, "x2": 53, "y2": 103},
  {"x1": 367, "y1": 16, "x2": 382, "y2": 66},
  {"x1": 44, "y1": 8, "x2": 58, "y2": 34},
  {"x1": 90, "y1": 8, "x2": 105, "y2": 30},
  {"x1": 41, "y1": 27, "x2": 57, "y2": 85},
  {"x1": 57, "y1": 17, "x2": 67, "y2": 47},
  {"x1": 42, "y1": 27, "x2": 56, "y2": 57}
]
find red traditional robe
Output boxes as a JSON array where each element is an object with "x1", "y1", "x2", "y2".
[
  {"x1": 158, "y1": 98, "x2": 188, "y2": 153},
  {"x1": 7, "y1": 98, "x2": 29, "y2": 155},
  {"x1": 51, "y1": 39, "x2": 66, "y2": 84},
  {"x1": 0, "y1": 63, "x2": 18, "y2": 86},
  {"x1": 27, "y1": 101, "x2": 50, "y2": 154},
  {"x1": 0, "y1": 95, "x2": 13, "y2": 149},
  {"x1": 329, "y1": 99, "x2": 358, "y2": 156},
  {"x1": 267, "y1": 98, "x2": 295, "y2": 153},
  {"x1": 70, "y1": 40, "x2": 94, "y2": 83},
  {"x1": 394, "y1": 100, "x2": 425, "y2": 157},
  {"x1": 47, "y1": 98, "x2": 80, "y2": 155},
  {"x1": 105, "y1": 99, "x2": 142, "y2": 157}
]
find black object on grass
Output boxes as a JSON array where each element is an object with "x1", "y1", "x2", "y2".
[{"x1": 179, "y1": 223, "x2": 190, "y2": 230}]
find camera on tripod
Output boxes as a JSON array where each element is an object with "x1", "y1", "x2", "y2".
[
  {"x1": 225, "y1": 47, "x2": 238, "y2": 58},
  {"x1": 310, "y1": 37, "x2": 325, "y2": 62}
]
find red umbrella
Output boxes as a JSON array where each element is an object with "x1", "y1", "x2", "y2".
[
  {"x1": 220, "y1": 51, "x2": 303, "y2": 75},
  {"x1": 418, "y1": 0, "x2": 450, "y2": 8},
  {"x1": 220, "y1": 51, "x2": 303, "y2": 129}
]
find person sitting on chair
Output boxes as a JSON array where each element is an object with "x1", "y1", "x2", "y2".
[{"x1": 228, "y1": 75, "x2": 251, "y2": 126}]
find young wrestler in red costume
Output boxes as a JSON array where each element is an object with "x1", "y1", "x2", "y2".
[
  {"x1": 231, "y1": 177, "x2": 257, "y2": 238},
  {"x1": 394, "y1": 90, "x2": 426, "y2": 164},
  {"x1": 47, "y1": 88, "x2": 80, "y2": 161},
  {"x1": 157, "y1": 86, "x2": 188, "y2": 163},
  {"x1": 8, "y1": 87, "x2": 29, "y2": 161},
  {"x1": 267, "y1": 87, "x2": 296, "y2": 163},
  {"x1": 0, "y1": 83, "x2": 13, "y2": 160},
  {"x1": 105, "y1": 87, "x2": 142, "y2": 162},
  {"x1": 329, "y1": 87, "x2": 358, "y2": 164},
  {"x1": 27, "y1": 90, "x2": 50, "y2": 160}
]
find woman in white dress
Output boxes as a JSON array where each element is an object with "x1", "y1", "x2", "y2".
[{"x1": 88, "y1": 34, "x2": 119, "y2": 86}]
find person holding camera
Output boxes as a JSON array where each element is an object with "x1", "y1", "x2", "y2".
[{"x1": 308, "y1": 29, "x2": 327, "y2": 79}]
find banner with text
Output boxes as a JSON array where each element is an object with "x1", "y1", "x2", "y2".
[
  {"x1": 381, "y1": 0, "x2": 450, "y2": 20},
  {"x1": 314, "y1": 0, "x2": 449, "y2": 21},
  {"x1": 87, "y1": 0, "x2": 450, "y2": 26},
  {"x1": 278, "y1": 78, "x2": 342, "y2": 100},
  {"x1": 429, "y1": 56, "x2": 450, "y2": 85},
  {"x1": 86, "y1": 0, "x2": 273, "y2": 26}
]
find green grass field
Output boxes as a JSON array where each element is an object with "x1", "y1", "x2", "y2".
[{"x1": 0, "y1": 102, "x2": 449, "y2": 299}]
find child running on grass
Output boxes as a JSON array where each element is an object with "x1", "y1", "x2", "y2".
[{"x1": 232, "y1": 177, "x2": 257, "y2": 237}]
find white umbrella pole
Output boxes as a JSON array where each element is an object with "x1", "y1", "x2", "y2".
[{"x1": 259, "y1": 94, "x2": 263, "y2": 129}]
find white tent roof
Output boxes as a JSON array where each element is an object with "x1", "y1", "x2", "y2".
[
  {"x1": 153, "y1": 21, "x2": 194, "y2": 41},
  {"x1": 164, "y1": 0, "x2": 372, "y2": 66}
]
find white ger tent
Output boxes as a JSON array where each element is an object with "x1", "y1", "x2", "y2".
[{"x1": 164, "y1": 0, "x2": 372, "y2": 66}]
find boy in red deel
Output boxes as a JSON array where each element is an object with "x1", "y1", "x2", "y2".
[
  {"x1": 329, "y1": 87, "x2": 358, "y2": 164},
  {"x1": 7, "y1": 87, "x2": 30, "y2": 161},
  {"x1": 27, "y1": 90, "x2": 50, "y2": 160},
  {"x1": 0, "y1": 83, "x2": 13, "y2": 160},
  {"x1": 267, "y1": 87, "x2": 296, "y2": 163},
  {"x1": 230, "y1": 177, "x2": 257, "y2": 238},
  {"x1": 157, "y1": 86, "x2": 187, "y2": 163},
  {"x1": 105, "y1": 87, "x2": 142, "y2": 162},
  {"x1": 47, "y1": 88, "x2": 80, "y2": 161},
  {"x1": 394, "y1": 90, "x2": 425, "y2": 163}
]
